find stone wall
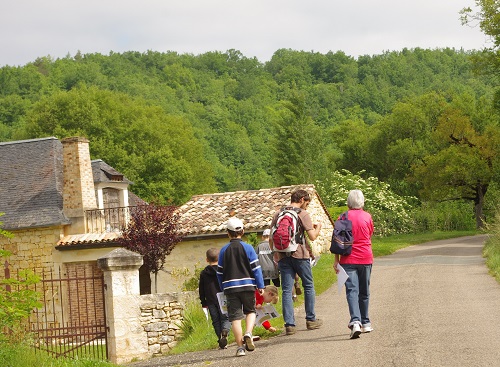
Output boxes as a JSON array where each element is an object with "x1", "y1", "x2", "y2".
[
  {"x1": 139, "y1": 292, "x2": 196, "y2": 356},
  {"x1": 0, "y1": 226, "x2": 62, "y2": 274},
  {"x1": 98, "y1": 248, "x2": 198, "y2": 364}
]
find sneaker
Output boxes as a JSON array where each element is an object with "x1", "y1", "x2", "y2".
[
  {"x1": 252, "y1": 335, "x2": 261, "y2": 342},
  {"x1": 294, "y1": 282, "x2": 302, "y2": 295},
  {"x1": 361, "y1": 325, "x2": 373, "y2": 333},
  {"x1": 236, "y1": 347, "x2": 246, "y2": 357},
  {"x1": 218, "y1": 329, "x2": 228, "y2": 349},
  {"x1": 350, "y1": 324, "x2": 361, "y2": 339},
  {"x1": 306, "y1": 319, "x2": 323, "y2": 330},
  {"x1": 292, "y1": 295, "x2": 298, "y2": 302},
  {"x1": 285, "y1": 326, "x2": 296, "y2": 335},
  {"x1": 243, "y1": 332, "x2": 255, "y2": 351}
]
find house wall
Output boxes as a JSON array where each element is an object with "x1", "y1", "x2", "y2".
[
  {"x1": 0, "y1": 226, "x2": 63, "y2": 274},
  {"x1": 155, "y1": 237, "x2": 230, "y2": 293}
]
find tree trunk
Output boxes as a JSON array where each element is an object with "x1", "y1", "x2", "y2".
[
  {"x1": 139, "y1": 264, "x2": 152, "y2": 295},
  {"x1": 474, "y1": 184, "x2": 486, "y2": 229}
]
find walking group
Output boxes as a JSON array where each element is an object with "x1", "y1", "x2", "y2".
[{"x1": 198, "y1": 188, "x2": 374, "y2": 357}]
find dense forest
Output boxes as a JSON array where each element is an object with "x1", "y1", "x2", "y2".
[{"x1": 1, "y1": 47, "x2": 499, "y2": 228}]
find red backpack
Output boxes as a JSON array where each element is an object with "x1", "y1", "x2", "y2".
[{"x1": 271, "y1": 207, "x2": 303, "y2": 253}]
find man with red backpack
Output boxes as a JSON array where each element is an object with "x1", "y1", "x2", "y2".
[{"x1": 269, "y1": 189, "x2": 323, "y2": 336}]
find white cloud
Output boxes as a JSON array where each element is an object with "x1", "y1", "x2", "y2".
[{"x1": 0, "y1": 0, "x2": 487, "y2": 66}]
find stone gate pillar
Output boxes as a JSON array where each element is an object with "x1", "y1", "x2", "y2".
[{"x1": 97, "y1": 248, "x2": 149, "y2": 364}]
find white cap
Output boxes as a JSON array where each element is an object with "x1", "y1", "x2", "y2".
[
  {"x1": 262, "y1": 229, "x2": 270, "y2": 236},
  {"x1": 227, "y1": 217, "x2": 244, "y2": 231}
]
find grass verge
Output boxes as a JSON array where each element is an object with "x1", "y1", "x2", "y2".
[{"x1": 0, "y1": 340, "x2": 116, "y2": 367}]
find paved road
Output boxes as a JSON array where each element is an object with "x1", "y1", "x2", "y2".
[{"x1": 129, "y1": 235, "x2": 500, "y2": 367}]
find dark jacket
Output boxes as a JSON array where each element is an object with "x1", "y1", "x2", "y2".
[
  {"x1": 217, "y1": 238, "x2": 265, "y2": 294},
  {"x1": 199, "y1": 264, "x2": 221, "y2": 307}
]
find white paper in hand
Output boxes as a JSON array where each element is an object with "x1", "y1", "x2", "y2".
[
  {"x1": 336, "y1": 263, "x2": 349, "y2": 294},
  {"x1": 255, "y1": 304, "x2": 280, "y2": 327},
  {"x1": 202, "y1": 307, "x2": 209, "y2": 320}
]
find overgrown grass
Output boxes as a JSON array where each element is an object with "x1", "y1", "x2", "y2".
[
  {"x1": 484, "y1": 212, "x2": 500, "y2": 283},
  {"x1": 170, "y1": 230, "x2": 481, "y2": 355},
  {"x1": 0, "y1": 340, "x2": 117, "y2": 367}
]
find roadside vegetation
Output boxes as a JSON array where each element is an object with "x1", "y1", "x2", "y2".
[{"x1": 484, "y1": 211, "x2": 500, "y2": 283}]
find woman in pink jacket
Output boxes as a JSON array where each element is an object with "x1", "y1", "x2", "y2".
[{"x1": 334, "y1": 189, "x2": 374, "y2": 339}]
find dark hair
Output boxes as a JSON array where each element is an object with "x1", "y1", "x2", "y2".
[
  {"x1": 227, "y1": 229, "x2": 244, "y2": 238},
  {"x1": 206, "y1": 248, "x2": 219, "y2": 262},
  {"x1": 291, "y1": 189, "x2": 311, "y2": 204}
]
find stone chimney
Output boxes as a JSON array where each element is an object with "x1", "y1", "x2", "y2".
[{"x1": 61, "y1": 137, "x2": 97, "y2": 234}]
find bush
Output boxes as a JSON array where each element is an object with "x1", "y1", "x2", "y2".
[
  {"x1": 317, "y1": 170, "x2": 416, "y2": 236},
  {"x1": 484, "y1": 210, "x2": 500, "y2": 283},
  {"x1": 411, "y1": 201, "x2": 476, "y2": 232},
  {"x1": 0, "y1": 250, "x2": 42, "y2": 339}
]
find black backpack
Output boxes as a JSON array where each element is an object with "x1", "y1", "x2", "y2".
[{"x1": 329, "y1": 211, "x2": 353, "y2": 256}]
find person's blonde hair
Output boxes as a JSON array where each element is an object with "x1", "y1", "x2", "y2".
[{"x1": 265, "y1": 285, "x2": 279, "y2": 304}]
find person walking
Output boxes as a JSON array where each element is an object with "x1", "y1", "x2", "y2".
[
  {"x1": 217, "y1": 217, "x2": 265, "y2": 357},
  {"x1": 256, "y1": 229, "x2": 280, "y2": 287},
  {"x1": 269, "y1": 189, "x2": 323, "y2": 335},
  {"x1": 199, "y1": 247, "x2": 231, "y2": 349},
  {"x1": 334, "y1": 189, "x2": 374, "y2": 339}
]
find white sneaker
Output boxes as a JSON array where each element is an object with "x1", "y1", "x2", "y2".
[
  {"x1": 243, "y1": 332, "x2": 255, "y2": 351},
  {"x1": 350, "y1": 324, "x2": 361, "y2": 339},
  {"x1": 362, "y1": 325, "x2": 373, "y2": 333},
  {"x1": 236, "y1": 347, "x2": 246, "y2": 357}
]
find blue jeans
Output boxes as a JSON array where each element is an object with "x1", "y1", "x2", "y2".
[
  {"x1": 207, "y1": 303, "x2": 231, "y2": 339},
  {"x1": 343, "y1": 264, "x2": 372, "y2": 327},
  {"x1": 278, "y1": 257, "x2": 316, "y2": 326}
]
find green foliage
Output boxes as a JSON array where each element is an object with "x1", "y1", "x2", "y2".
[
  {"x1": 0, "y1": 251, "x2": 42, "y2": 338},
  {"x1": 0, "y1": 213, "x2": 13, "y2": 239},
  {"x1": 484, "y1": 210, "x2": 500, "y2": 283},
  {"x1": 182, "y1": 266, "x2": 203, "y2": 292},
  {"x1": 21, "y1": 86, "x2": 217, "y2": 204},
  {"x1": 0, "y1": 48, "x2": 497, "y2": 221},
  {"x1": 317, "y1": 170, "x2": 416, "y2": 236},
  {"x1": 245, "y1": 232, "x2": 259, "y2": 247},
  {"x1": 174, "y1": 300, "x2": 222, "y2": 353},
  {"x1": 411, "y1": 201, "x2": 476, "y2": 232},
  {"x1": 0, "y1": 340, "x2": 117, "y2": 367}
]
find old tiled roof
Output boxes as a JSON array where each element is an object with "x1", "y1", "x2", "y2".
[
  {"x1": 0, "y1": 137, "x2": 143, "y2": 233},
  {"x1": 56, "y1": 232, "x2": 121, "y2": 249},
  {"x1": 177, "y1": 184, "x2": 332, "y2": 237},
  {"x1": 91, "y1": 159, "x2": 133, "y2": 184},
  {"x1": 0, "y1": 137, "x2": 70, "y2": 230}
]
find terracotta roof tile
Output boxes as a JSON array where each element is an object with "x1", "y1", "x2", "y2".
[
  {"x1": 56, "y1": 232, "x2": 121, "y2": 248},
  {"x1": 177, "y1": 184, "x2": 332, "y2": 236}
]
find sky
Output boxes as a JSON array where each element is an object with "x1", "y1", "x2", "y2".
[{"x1": 0, "y1": 0, "x2": 488, "y2": 67}]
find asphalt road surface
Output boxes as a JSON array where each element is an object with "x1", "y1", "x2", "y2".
[{"x1": 129, "y1": 235, "x2": 500, "y2": 367}]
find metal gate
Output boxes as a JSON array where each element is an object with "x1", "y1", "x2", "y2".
[{"x1": 28, "y1": 263, "x2": 108, "y2": 360}]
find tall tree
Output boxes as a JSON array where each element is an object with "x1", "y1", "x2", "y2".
[
  {"x1": 411, "y1": 105, "x2": 500, "y2": 228},
  {"x1": 461, "y1": 1, "x2": 500, "y2": 105},
  {"x1": 270, "y1": 88, "x2": 339, "y2": 185}
]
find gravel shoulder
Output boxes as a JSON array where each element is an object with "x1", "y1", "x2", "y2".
[{"x1": 128, "y1": 234, "x2": 500, "y2": 367}]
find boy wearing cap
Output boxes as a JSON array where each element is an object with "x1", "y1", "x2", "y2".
[
  {"x1": 217, "y1": 217, "x2": 265, "y2": 357},
  {"x1": 256, "y1": 229, "x2": 280, "y2": 287}
]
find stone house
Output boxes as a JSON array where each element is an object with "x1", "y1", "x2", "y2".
[
  {"x1": 0, "y1": 136, "x2": 334, "y2": 296},
  {"x1": 0, "y1": 136, "x2": 147, "y2": 333},
  {"x1": 158, "y1": 184, "x2": 334, "y2": 293},
  {"x1": 0, "y1": 136, "x2": 144, "y2": 275}
]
